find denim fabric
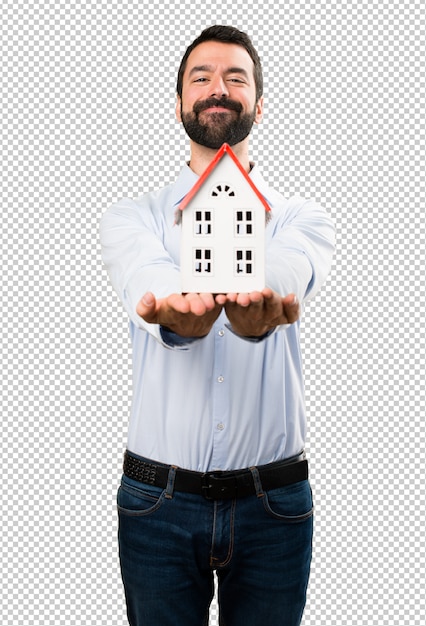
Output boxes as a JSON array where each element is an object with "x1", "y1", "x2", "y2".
[{"x1": 117, "y1": 469, "x2": 313, "y2": 626}]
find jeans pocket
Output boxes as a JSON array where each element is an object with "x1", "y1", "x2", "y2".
[
  {"x1": 262, "y1": 479, "x2": 314, "y2": 522},
  {"x1": 117, "y1": 476, "x2": 165, "y2": 517}
]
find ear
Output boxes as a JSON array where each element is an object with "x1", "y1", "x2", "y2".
[
  {"x1": 176, "y1": 95, "x2": 182, "y2": 123},
  {"x1": 254, "y1": 96, "x2": 264, "y2": 124}
]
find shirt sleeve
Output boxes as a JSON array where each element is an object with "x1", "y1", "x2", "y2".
[
  {"x1": 266, "y1": 196, "x2": 335, "y2": 304},
  {"x1": 99, "y1": 196, "x2": 191, "y2": 348}
]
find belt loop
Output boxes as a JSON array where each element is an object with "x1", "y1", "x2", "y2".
[
  {"x1": 165, "y1": 465, "x2": 178, "y2": 499},
  {"x1": 249, "y1": 466, "x2": 264, "y2": 498}
]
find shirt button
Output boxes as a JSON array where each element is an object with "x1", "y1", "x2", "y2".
[
  {"x1": 218, "y1": 329, "x2": 225, "y2": 337},
  {"x1": 217, "y1": 375, "x2": 224, "y2": 383},
  {"x1": 217, "y1": 423, "x2": 225, "y2": 431}
]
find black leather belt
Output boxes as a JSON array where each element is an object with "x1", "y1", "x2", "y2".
[{"x1": 123, "y1": 450, "x2": 308, "y2": 500}]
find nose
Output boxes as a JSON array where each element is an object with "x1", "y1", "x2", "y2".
[{"x1": 209, "y1": 74, "x2": 229, "y2": 98}]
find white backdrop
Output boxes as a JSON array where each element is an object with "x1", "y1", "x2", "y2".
[{"x1": 1, "y1": 1, "x2": 425, "y2": 624}]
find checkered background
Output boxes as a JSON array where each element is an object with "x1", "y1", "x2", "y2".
[{"x1": 1, "y1": 0, "x2": 425, "y2": 624}]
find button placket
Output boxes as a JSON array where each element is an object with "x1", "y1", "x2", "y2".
[{"x1": 211, "y1": 315, "x2": 229, "y2": 469}]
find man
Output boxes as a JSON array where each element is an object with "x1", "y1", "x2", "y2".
[{"x1": 100, "y1": 25, "x2": 335, "y2": 626}]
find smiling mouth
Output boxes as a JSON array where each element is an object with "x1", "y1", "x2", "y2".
[
  {"x1": 202, "y1": 106, "x2": 236, "y2": 114},
  {"x1": 194, "y1": 98, "x2": 243, "y2": 116}
]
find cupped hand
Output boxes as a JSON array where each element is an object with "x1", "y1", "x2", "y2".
[
  {"x1": 136, "y1": 292, "x2": 223, "y2": 338},
  {"x1": 215, "y1": 288, "x2": 300, "y2": 337}
]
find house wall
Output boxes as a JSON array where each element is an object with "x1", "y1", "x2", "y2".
[{"x1": 180, "y1": 155, "x2": 266, "y2": 293}]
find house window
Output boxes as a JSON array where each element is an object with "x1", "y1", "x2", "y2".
[
  {"x1": 235, "y1": 249, "x2": 254, "y2": 275},
  {"x1": 194, "y1": 210, "x2": 212, "y2": 235},
  {"x1": 211, "y1": 183, "x2": 235, "y2": 197},
  {"x1": 235, "y1": 210, "x2": 254, "y2": 236},
  {"x1": 194, "y1": 248, "x2": 213, "y2": 275}
]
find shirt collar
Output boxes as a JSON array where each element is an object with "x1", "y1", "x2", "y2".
[{"x1": 170, "y1": 163, "x2": 199, "y2": 208}]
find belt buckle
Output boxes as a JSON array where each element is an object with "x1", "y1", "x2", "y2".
[{"x1": 201, "y1": 472, "x2": 237, "y2": 500}]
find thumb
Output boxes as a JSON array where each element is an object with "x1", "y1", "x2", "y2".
[
  {"x1": 282, "y1": 293, "x2": 300, "y2": 323},
  {"x1": 282, "y1": 293, "x2": 298, "y2": 306},
  {"x1": 136, "y1": 292, "x2": 157, "y2": 319}
]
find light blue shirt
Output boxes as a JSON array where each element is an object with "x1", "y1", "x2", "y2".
[{"x1": 100, "y1": 162, "x2": 335, "y2": 471}]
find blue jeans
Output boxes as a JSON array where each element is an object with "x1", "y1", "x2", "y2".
[{"x1": 117, "y1": 464, "x2": 313, "y2": 626}]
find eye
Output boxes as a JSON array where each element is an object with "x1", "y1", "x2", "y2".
[
  {"x1": 228, "y1": 77, "x2": 246, "y2": 85},
  {"x1": 194, "y1": 77, "x2": 208, "y2": 83}
]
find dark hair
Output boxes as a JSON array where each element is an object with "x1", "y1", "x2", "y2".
[{"x1": 176, "y1": 25, "x2": 263, "y2": 102}]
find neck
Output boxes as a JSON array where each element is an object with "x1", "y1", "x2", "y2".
[{"x1": 188, "y1": 139, "x2": 251, "y2": 176}]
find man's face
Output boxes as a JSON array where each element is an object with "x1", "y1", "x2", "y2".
[{"x1": 176, "y1": 41, "x2": 264, "y2": 149}]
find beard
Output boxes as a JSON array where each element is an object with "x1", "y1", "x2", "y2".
[{"x1": 180, "y1": 97, "x2": 257, "y2": 149}]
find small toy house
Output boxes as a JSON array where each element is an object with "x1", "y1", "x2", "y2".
[{"x1": 177, "y1": 143, "x2": 271, "y2": 293}]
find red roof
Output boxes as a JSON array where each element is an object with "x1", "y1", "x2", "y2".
[{"x1": 178, "y1": 143, "x2": 271, "y2": 213}]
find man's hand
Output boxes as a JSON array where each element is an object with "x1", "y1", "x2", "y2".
[
  {"x1": 136, "y1": 292, "x2": 222, "y2": 338},
  {"x1": 215, "y1": 288, "x2": 300, "y2": 337}
]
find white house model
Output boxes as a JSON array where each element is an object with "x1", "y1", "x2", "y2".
[{"x1": 177, "y1": 143, "x2": 271, "y2": 293}]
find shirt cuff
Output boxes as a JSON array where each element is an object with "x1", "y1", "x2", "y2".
[
  {"x1": 224, "y1": 323, "x2": 274, "y2": 342},
  {"x1": 159, "y1": 326, "x2": 200, "y2": 348}
]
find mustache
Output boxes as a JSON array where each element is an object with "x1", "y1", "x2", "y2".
[{"x1": 193, "y1": 97, "x2": 243, "y2": 115}]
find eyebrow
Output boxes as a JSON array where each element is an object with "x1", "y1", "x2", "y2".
[{"x1": 189, "y1": 65, "x2": 250, "y2": 79}]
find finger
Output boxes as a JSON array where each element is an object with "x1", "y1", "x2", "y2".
[
  {"x1": 282, "y1": 294, "x2": 300, "y2": 323},
  {"x1": 214, "y1": 293, "x2": 227, "y2": 305},
  {"x1": 136, "y1": 292, "x2": 157, "y2": 321},
  {"x1": 198, "y1": 292, "x2": 217, "y2": 311},
  {"x1": 214, "y1": 292, "x2": 239, "y2": 305},
  {"x1": 167, "y1": 293, "x2": 191, "y2": 314},
  {"x1": 235, "y1": 292, "x2": 264, "y2": 307},
  {"x1": 282, "y1": 293, "x2": 298, "y2": 306},
  {"x1": 261, "y1": 287, "x2": 274, "y2": 300},
  {"x1": 235, "y1": 293, "x2": 251, "y2": 307},
  {"x1": 247, "y1": 291, "x2": 263, "y2": 304},
  {"x1": 184, "y1": 293, "x2": 211, "y2": 316}
]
